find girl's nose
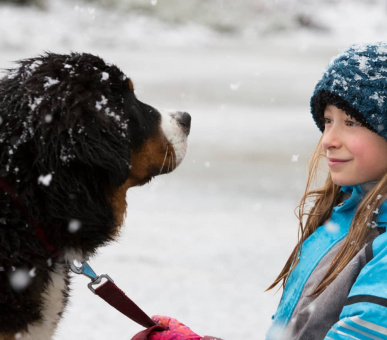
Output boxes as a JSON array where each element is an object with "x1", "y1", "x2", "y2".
[{"x1": 322, "y1": 125, "x2": 342, "y2": 151}]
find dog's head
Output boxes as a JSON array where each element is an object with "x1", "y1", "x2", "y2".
[{"x1": 0, "y1": 52, "x2": 190, "y2": 256}]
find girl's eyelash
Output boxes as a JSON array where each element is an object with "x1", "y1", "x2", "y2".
[
  {"x1": 346, "y1": 119, "x2": 360, "y2": 126},
  {"x1": 323, "y1": 117, "x2": 361, "y2": 126}
]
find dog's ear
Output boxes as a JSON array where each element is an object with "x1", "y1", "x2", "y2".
[{"x1": 20, "y1": 52, "x2": 133, "y2": 188}]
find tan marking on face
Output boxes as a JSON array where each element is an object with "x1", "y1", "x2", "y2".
[
  {"x1": 0, "y1": 334, "x2": 18, "y2": 340},
  {"x1": 128, "y1": 79, "x2": 134, "y2": 92},
  {"x1": 111, "y1": 127, "x2": 176, "y2": 228}
]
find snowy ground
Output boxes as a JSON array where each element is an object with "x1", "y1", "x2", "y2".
[{"x1": 1, "y1": 0, "x2": 386, "y2": 338}]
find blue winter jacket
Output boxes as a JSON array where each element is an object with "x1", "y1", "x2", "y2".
[{"x1": 266, "y1": 184, "x2": 387, "y2": 339}]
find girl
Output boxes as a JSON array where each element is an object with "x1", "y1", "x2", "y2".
[
  {"x1": 137, "y1": 42, "x2": 387, "y2": 340},
  {"x1": 266, "y1": 42, "x2": 387, "y2": 339}
]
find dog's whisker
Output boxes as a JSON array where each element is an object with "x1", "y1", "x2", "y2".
[
  {"x1": 167, "y1": 153, "x2": 172, "y2": 173},
  {"x1": 171, "y1": 151, "x2": 176, "y2": 170},
  {"x1": 159, "y1": 146, "x2": 169, "y2": 175}
]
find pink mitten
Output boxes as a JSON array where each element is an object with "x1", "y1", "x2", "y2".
[{"x1": 148, "y1": 315, "x2": 202, "y2": 340}]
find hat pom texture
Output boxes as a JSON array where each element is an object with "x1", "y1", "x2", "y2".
[{"x1": 311, "y1": 43, "x2": 387, "y2": 140}]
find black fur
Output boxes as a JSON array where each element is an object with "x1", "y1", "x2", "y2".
[{"x1": 0, "y1": 52, "x2": 162, "y2": 333}]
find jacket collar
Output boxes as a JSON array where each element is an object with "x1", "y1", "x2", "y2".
[{"x1": 341, "y1": 181, "x2": 378, "y2": 196}]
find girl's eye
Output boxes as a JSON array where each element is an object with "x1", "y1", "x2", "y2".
[
  {"x1": 323, "y1": 117, "x2": 332, "y2": 125},
  {"x1": 346, "y1": 120, "x2": 360, "y2": 127}
]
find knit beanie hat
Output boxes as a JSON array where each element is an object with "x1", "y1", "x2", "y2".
[{"x1": 310, "y1": 42, "x2": 387, "y2": 140}]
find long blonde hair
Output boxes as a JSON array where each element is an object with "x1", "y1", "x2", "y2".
[{"x1": 267, "y1": 137, "x2": 387, "y2": 296}]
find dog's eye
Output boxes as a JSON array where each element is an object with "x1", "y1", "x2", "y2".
[{"x1": 128, "y1": 79, "x2": 134, "y2": 92}]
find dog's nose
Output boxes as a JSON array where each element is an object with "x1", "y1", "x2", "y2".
[{"x1": 177, "y1": 112, "x2": 191, "y2": 135}]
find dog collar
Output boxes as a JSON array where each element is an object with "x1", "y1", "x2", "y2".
[{"x1": 0, "y1": 178, "x2": 61, "y2": 258}]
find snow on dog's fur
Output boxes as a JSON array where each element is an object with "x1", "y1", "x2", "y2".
[{"x1": 0, "y1": 52, "x2": 191, "y2": 339}]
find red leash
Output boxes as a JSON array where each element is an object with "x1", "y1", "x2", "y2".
[
  {"x1": 96, "y1": 280, "x2": 156, "y2": 328},
  {"x1": 70, "y1": 260, "x2": 223, "y2": 340},
  {"x1": 70, "y1": 259, "x2": 165, "y2": 338},
  {"x1": 96, "y1": 280, "x2": 166, "y2": 340}
]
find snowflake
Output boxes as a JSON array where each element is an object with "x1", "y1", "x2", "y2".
[{"x1": 43, "y1": 77, "x2": 60, "y2": 89}]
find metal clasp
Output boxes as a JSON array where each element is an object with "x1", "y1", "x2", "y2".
[{"x1": 70, "y1": 257, "x2": 114, "y2": 294}]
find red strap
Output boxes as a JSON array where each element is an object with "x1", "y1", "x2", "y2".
[
  {"x1": 130, "y1": 324, "x2": 166, "y2": 340},
  {"x1": 95, "y1": 280, "x2": 157, "y2": 328}
]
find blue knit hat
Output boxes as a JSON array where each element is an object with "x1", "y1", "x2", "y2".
[{"x1": 311, "y1": 42, "x2": 387, "y2": 140}]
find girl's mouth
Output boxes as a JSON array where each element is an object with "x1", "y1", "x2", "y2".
[{"x1": 327, "y1": 158, "x2": 350, "y2": 167}]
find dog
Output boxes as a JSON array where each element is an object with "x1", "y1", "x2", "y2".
[{"x1": 0, "y1": 52, "x2": 191, "y2": 340}]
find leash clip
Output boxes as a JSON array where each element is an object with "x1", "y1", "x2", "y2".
[{"x1": 70, "y1": 257, "x2": 114, "y2": 294}]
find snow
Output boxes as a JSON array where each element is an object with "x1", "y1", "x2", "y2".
[
  {"x1": 28, "y1": 96, "x2": 43, "y2": 111},
  {"x1": 68, "y1": 219, "x2": 82, "y2": 233},
  {"x1": 9, "y1": 269, "x2": 32, "y2": 291},
  {"x1": 325, "y1": 221, "x2": 340, "y2": 234},
  {"x1": 38, "y1": 173, "x2": 53, "y2": 186},
  {"x1": 0, "y1": 0, "x2": 385, "y2": 338},
  {"x1": 101, "y1": 72, "x2": 109, "y2": 81},
  {"x1": 45, "y1": 114, "x2": 53, "y2": 123},
  {"x1": 370, "y1": 92, "x2": 385, "y2": 107},
  {"x1": 95, "y1": 95, "x2": 107, "y2": 110},
  {"x1": 44, "y1": 76, "x2": 60, "y2": 89}
]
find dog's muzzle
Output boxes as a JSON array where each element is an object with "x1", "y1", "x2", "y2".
[{"x1": 160, "y1": 110, "x2": 191, "y2": 167}]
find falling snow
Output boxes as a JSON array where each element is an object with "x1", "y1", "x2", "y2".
[
  {"x1": 9, "y1": 269, "x2": 31, "y2": 291},
  {"x1": 229, "y1": 82, "x2": 241, "y2": 91},
  {"x1": 45, "y1": 114, "x2": 53, "y2": 123},
  {"x1": 29, "y1": 267, "x2": 37, "y2": 278},
  {"x1": 325, "y1": 221, "x2": 340, "y2": 233},
  {"x1": 1, "y1": 1, "x2": 386, "y2": 339},
  {"x1": 68, "y1": 219, "x2": 82, "y2": 233}
]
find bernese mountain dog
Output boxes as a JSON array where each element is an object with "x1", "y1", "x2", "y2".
[{"x1": 0, "y1": 52, "x2": 191, "y2": 339}]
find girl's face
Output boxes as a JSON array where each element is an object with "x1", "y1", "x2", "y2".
[{"x1": 322, "y1": 105, "x2": 387, "y2": 186}]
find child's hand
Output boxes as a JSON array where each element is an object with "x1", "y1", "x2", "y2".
[{"x1": 148, "y1": 315, "x2": 202, "y2": 340}]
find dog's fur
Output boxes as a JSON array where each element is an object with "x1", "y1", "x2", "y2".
[{"x1": 0, "y1": 52, "x2": 190, "y2": 339}]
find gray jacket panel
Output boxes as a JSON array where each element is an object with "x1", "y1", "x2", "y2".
[{"x1": 283, "y1": 230, "x2": 378, "y2": 339}]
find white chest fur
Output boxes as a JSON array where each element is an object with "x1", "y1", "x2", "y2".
[{"x1": 18, "y1": 263, "x2": 68, "y2": 340}]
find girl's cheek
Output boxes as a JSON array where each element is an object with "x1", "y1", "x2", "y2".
[{"x1": 348, "y1": 139, "x2": 367, "y2": 156}]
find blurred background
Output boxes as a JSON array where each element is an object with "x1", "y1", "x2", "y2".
[{"x1": 1, "y1": 0, "x2": 387, "y2": 338}]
